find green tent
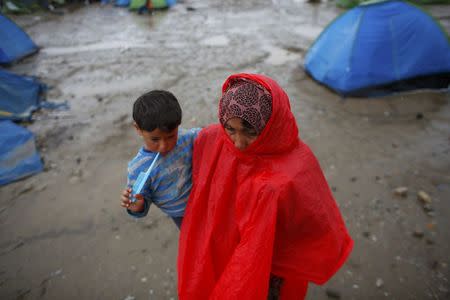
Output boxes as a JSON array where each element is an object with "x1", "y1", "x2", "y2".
[
  {"x1": 129, "y1": 0, "x2": 146, "y2": 10},
  {"x1": 152, "y1": 0, "x2": 170, "y2": 8},
  {"x1": 129, "y1": 0, "x2": 176, "y2": 10}
]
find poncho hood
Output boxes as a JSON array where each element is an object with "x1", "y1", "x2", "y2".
[
  {"x1": 220, "y1": 73, "x2": 299, "y2": 156},
  {"x1": 178, "y1": 74, "x2": 353, "y2": 300}
]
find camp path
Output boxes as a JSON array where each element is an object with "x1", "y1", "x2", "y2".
[{"x1": 1, "y1": 0, "x2": 450, "y2": 299}]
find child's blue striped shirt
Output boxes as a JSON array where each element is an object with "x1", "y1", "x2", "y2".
[{"x1": 127, "y1": 128, "x2": 201, "y2": 218}]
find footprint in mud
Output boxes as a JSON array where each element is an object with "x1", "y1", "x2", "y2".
[
  {"x1": 141, "y1": 220, "x2": 159, "y2": 230},
  {"x1": 16, "y1": 288, "x2": 31, "y2": 300}
]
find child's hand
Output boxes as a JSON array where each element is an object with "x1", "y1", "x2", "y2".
[{"x1": 121, "y1": 188, "x2": 145, "y2": 213}]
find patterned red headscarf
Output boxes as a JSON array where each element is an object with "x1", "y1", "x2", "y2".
[{"x1": 219, "y1": 78, "x2": 272, "y2": 134}]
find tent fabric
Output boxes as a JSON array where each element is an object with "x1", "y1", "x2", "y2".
[
  {"x1": 152, "y1": 0, "x2": 176, "y2": 8},
  {"x1": 178, "y1": 73, "x2": 353, "y2": 300},
  {"x1": 147, "y1": 0, "x2": 177, "y2": 9},
  {"x1": 127, "y1": 0, "x2": 177, "y2": 11},
  {"x1": 0, "y1": 68, "x2": 46, "y2": 121},
  {"x1": 129, "y1": 0, "x2": 146, "y2": 10},
  {"x1": 0, "y1": 13, "x2": 38, "y2": 64},
  {"x1": 338, "y1": 0, "x2": 450, "y2": 8},
  {"x1": 115, "y1": 0, "x2": 130, "y2": 7},
  {"x1": 304, "y1": 0, "x2": 450, "y2": 96},
  {"x1": 0, "y1": 120, "x2": 43, "y2": 186}
]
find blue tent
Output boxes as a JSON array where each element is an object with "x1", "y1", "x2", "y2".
[
  {"x1": 0, "y1": 68, "x2": 46, "y2": 121},
  {"x1": 0, "y1": 13, "x2": 39, "y2": 65},
  {"x1": 116, "y1": 0, "x2": 131, "y2": 7},
  {"x1": 304, "y1": 0, "x2": 450, "y2": 96},
  {"x1": 0, "y1": 120, "x2": 43, "y2": 186}
]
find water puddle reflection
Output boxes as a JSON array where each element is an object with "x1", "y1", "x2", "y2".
[
  {"x1": 42, "y1": 41, "x2": 154, "y2": 55},
  {"x1": 200, "y1": 35, "x2": 230, "y2": 47}
]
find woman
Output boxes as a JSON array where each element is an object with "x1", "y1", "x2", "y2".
[{"x1": 178, "y1": 73, "x2": 353, "y2": 299}]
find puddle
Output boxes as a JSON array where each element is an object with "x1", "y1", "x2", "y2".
[
  {"x1": 200, "y1": 35, "x2": 230, "y2": 47},
  {"x1": 166, "y1": 41, "x2": 189, "y2": 49},
  {"x1": 263, "y1": 45, "x2": 302, "y2": 66},
  {"x1": 61, "y1": 75, "x2": 156, "y2": 97},
  {"x1": 293, "y1": 24, "x2": 323, "y2": 41},
  {"x1": 41, "y1": 41, "x2": 154, "y2": 55}
]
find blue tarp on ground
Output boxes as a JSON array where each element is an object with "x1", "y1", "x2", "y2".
[
  {"x1": 0, "y1": 120, "x2": 43, "y2": 186},
  {"x1": 0, "y1": 13, "x2": 39, "y2": 64},
  {"x1": 304, "y1": 0, "x2": 450, "y2": 96},
  {"x1": 0, "y1": 68, "x2": 46, "y2": 121}
]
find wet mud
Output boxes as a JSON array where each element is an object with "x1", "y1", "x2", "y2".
[{"x1": 1, "y1": 0, "x2": 449, "y2": 299}]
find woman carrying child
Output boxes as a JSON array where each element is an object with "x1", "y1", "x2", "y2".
[{"x1": 177, "y1": 73, "x2": 353, "y2": 299}]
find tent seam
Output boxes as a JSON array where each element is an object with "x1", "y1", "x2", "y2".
[
  {"x1": 347, "y1": 8, "x2": 365, "y2": 85},
  {"x1": 389, "y1": 18, "x2": 400, "y2": 81}
]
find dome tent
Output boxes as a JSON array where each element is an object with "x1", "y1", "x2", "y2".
[
  {"x1": 129, "y1": 0, "x2": 177, "y2": 11},
  {"x1": 304, "y1": 0, "x2": 450, "y2": 97},
  {"x1": 0, "y1": 68, "x2": 46, "y2": 121},
  {"x1": 115, "y1": 0, "x2": 130, "y2": 7},
  {"x1": 0, "y1": 13, "x2": 38, "y2": 65},
  {"x1": 0, "y1": 120, "x2": 43, "y2": 186},
  {"x1": 337, "y1": 0, "x2": 450, "y2": 9},
  {"x1": 150, "y1": 0, "x2": 176, "y2": 9}
]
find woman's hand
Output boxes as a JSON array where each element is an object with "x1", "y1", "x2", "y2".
[{"x1": 121, "y1": 188, "x2": 145, "y2": 213}]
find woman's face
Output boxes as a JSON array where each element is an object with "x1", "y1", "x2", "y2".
[{"x1": 224, "y1": 118, "x2": 259, "y2": 150}]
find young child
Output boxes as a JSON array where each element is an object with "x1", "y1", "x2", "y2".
[{"x1": 120, "y1": 90, "x2": 200, "y2": 229}]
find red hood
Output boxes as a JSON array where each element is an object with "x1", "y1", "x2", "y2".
[{"x1": 220, "y1": 73, "x2": 299, "y2": 156}]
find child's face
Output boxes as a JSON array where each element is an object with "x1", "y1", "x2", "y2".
[{"x1": 135, "y1": 125, "x2": 179, "y2": 155}]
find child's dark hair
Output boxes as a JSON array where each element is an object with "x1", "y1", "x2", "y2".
[{"x1": 133, "y1": 90, "x2": 182, "y2": 132}]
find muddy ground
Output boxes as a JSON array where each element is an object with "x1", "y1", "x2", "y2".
[{"x1": 1, "y1": 0, "x2": 449, "y2": 299}]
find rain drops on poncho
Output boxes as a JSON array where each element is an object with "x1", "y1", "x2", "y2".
[{"x1": 178, "y1": 73, "x2": 353, "y2": 300}]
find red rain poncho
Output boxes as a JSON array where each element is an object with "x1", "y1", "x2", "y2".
[{"x1": 178, "y1": 74, "x2": 353, "y2": 299}]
